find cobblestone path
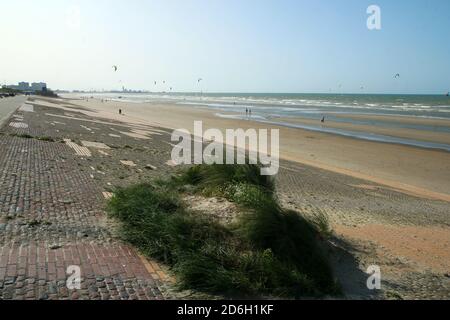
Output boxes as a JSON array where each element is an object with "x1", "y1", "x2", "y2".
[{"x1": 0, "y1": 103, "x2": 169, "y2": 300}]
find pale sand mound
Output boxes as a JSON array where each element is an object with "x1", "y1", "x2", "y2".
[
  {"x1": 335, "y1": 224, "x2": 450, "y2": 274},
  {"x1": 120, "y1": 160, "x2": 136, "y2": 167},
  {"x1": 19, "y1": 104, "x2": 34, "y2": 112},
  {"x1": 32, "y1": 99, "x2": 88, "y2": 113},
  {"x1": 120, "y1": 130, "x2": 151, "y2": 140},
  {"x1": 81, "y1": 141, "x2": 111, "y2": 149},
  {"x1": 166, "y1": 160, "x2": 178, "y2": 167},
  {"x1": 183, "y1": 195, "x2": 240, "y2": 225},
  {"x1": 97, "y1": 149, "x2": 110, "y2": 156}
]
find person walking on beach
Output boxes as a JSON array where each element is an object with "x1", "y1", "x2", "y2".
[
  {"x1": 119, "y1": 109, "x2": 122, "y2": 115},
  {"x1": 249, "y1": 109, "x2": 252, "y2": 118},
  {"x1": 321, "y1": 116, "x2": 325, "y2": 123},
  {"x1": 246, "y1": 108, "x2": 248, "y2": 118}
]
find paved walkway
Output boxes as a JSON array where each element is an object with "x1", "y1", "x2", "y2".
[
  {"x1": 0, "y1": 101, "x2": 169, "y2": 300},
  {"x1": 0, "y1": 96, "x2": 26, "y2": 128}
]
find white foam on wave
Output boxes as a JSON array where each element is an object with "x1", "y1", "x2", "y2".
[
  {"x1": 65, "y1": 92, "x2": 450, "y2": 121},
  {"x1": 215, "y1": 113, "x2": 267, "y2": 121}
]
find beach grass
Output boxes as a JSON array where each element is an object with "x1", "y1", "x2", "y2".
[{"x1": 107, "y1": 164, "x2": 339, "y2": 298}]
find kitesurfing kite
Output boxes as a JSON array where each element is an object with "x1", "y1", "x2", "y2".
[
  {"x1": 394, "y1": 73, "x2": 400, "y2": 79},
  {"x1": 112, "y1": 65, "x2": 118, "y2": 72},
  {"x1": 198, "y1": 78, "x2": 203, "y2": 83}
]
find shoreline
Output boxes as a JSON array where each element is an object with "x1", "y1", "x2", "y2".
[
  {"x1": 274, "y1": 116, "x2": 450, "y2": 145},
  {"x1": 248, "y1": 117, "x2": 450, "y2": 152}
]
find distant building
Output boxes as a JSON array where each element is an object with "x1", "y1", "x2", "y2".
[
  {"x1": 18, "y1": 82, "x2": 30, "y2": 91},
  {"x1": 6, "y1": 81, "x2": 47, "y2": 92},
  {"x1": 31, "y1": 82, "x2": 47, "y2": 91}
]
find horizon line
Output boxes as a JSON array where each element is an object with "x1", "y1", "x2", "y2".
[{"x1": 57, "y1": 90, "x2": 450, "y2": 96}]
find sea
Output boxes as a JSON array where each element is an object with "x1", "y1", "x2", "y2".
[{"x1": 74, "y1": 92, "x2": 450, "y2": 152}]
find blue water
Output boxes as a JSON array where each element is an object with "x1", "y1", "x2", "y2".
[{"x1": 77, "y1": 92, "x2": 450, "y2": 152}]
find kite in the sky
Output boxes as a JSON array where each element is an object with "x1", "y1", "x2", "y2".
[
  {"x1": 394, "y1": 73, "x2": 400, "y2": 79},
  {"x1": 112, "y1": 65, "x2": 118, "y2": 72},
  {"x1": 198, "y1": 78, "x2": 203, "y2": 83},
  {"x1": 154, "y1": 81, "x2": 157, "y2": 85}
]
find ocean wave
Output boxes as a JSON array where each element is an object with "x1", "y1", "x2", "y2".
[{"x1": 215, "y1": 113, "x2": 268, "y2": 121}]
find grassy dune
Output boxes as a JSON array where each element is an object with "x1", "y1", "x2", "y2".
[{"x1": 107, "y1": 164, "x2": 340, "y2": 298}]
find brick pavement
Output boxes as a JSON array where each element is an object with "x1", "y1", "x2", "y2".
[{"x1": 0, "y1": 105, "x2": 170, "y2": 300}]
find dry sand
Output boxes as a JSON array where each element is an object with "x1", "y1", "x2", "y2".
[{"x1": 335, "y1": 224, "x2": 450, "y2": 274}]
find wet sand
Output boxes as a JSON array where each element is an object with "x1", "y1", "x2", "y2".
[
  {"x1": 334, "y1": 112, "x2": 450, "y2": 127},
  {"x1": 276, "y1": 116, "x2": 450, "y2": 145}
]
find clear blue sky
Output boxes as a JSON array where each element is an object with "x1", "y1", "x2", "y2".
[{"x1": 1, "y1": 0, "x2": 449, "y2": 93}]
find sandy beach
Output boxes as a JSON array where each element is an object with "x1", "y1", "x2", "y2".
[
  {"x1": 1, "y1": 96, "x2": 448, "y2": 299},
  {"x1": 51, "y1": 96, "x2": 450, "y2": 201}
]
